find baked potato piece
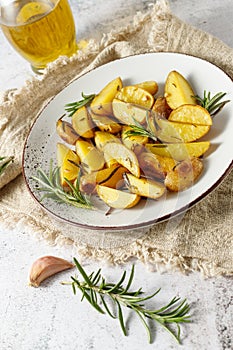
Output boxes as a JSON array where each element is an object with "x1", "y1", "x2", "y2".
[
  {"x1": 56, "y1": 118, "x2": 79, "y2": 145},
  {"x1": 135, "y1": 81, "x2": 158, "y2": 95},
  {"x1": 103, "y1": 142, "x2": 140, "y2": 178},
  {"x1": 164, "y1": 157, "x2": 203, "y2": 192},
  {"x1": 90, "y1": 111, "x2": 122, "y2": 134},
  {"x1": 124, "y1": 173, "x2": 166, "y2": 200},
  {"x1": 56, "y1": 143, "x2": 80, "y2": 186},
  {"x1": 156, "y1": 118, "x2": 210, "y2": 143},
  {"x1": 168, "y1": 104, "x2": 212, "y2": 126},
  {"x1": 80, "y1": 164, "x2": 127, "y2": 194},
  {"x1": 90, "y1": 77, "x2": 123, "y2": 115},
  {"x1": 72, "y1": 106, "x2": 95, "y2": 138},
  {"x1": 112, "y1": 98, "x2": 148, "y2": 125},
  {"x1": 122, "y1": 125, "x2": 148, "y2": 150},
  {"x1": 146, "y1": 141, "x2": 210, "y2": 161},
  {"x1": 94, "y1": 131, "x2": 121, "y2": 151},
  {"x1": 164, "y1": 70, "x2": 197, "y2": 109},
  {"x1": 152, "y1": 96, "x2": 172, "y2": 119},
  {"x1": 137, "y1": 151, "x2": 165, "y2": 180},
  {"x1": 76, "y1": 139, "x2": 105, "y2": 173},
  {"x1": 96, "y1": 185, "x2": 141, "y2": 209},
  {"x1": 115, "y1": 85, "x2": 154, "y2": 109}
]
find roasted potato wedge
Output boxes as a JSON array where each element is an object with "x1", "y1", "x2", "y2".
[
  {"x1": 80, "y1": 164, "x2": 127, "y2": 194},
  {"x1": 124, "y1": 173, "x2": 166, "y2": 200},
  {"x1": 146, "y1": 141, "x2": 210, "y2": 161},
  {"x1": 137, "y1": 151, "x2": 165, "y2": 180},
  {"x1": 152, "y1": 96, "x2": 172, "y2": 119},
  {"x1": 115, "y1": 85, "x2": 154, "y2": 109},
  {"x1": 90, "y1": 77, "x2": 123, "y2": 115},
  {"x1": 164, "y1": 157, "x2": 203, "y2": 192},
  {"x1": 134, "y1": 81, "x2": 158, "y2": 95},
  {"x1": 156, "y1": 118, "x2": 210, "y2": 143},
  {"x1": 76, "y1": 139, "x2": 105, "y2": 173},
  {"x1": 164, "y1": 70, "x2": 197, "y2": 109},
  {"x1": 90, "y1": 111, "x2": 122, "y2": 134},
  {"x1": 72, "y1": 106, "x2": 94, "y2": 138},
  {"x1": 96, "y1": 185, "x2": 141, "y2": 209},
  {"x1": 122, "y1": 125, "x2": 148, "y2": 150},
  {"x1": 112, "y1": 99, "x2": 148, "y2": 125},
  {"x1": 94, "y1": 131, "x2": 121, "y2": 151},
  {"x1": 150, "y1": 154, "x2": 177, "y2": 175},
  {"x1": 56, "y1": 118, "x2": 79, "y2": 145},
  {"x1": 57, "y1": 143, "x2": 80, "y2": 186},
  {"x1": 168, "y1": 104, "x2": 212, "y2": 126},
  {"x1": 103, "y1": 142, "x2": 140, "y2": 177}
]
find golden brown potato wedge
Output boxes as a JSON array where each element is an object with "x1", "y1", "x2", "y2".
[
  {"x1": 134, "y1": 81, "x2": 158, "y2": 95},
  {"x1": 164, "y1": 157, "x2": 203, "y2": 192},
  {"x1": 156, "y1": 118, "x2": 210, "y2": 143},
  {"x1": 96, "y1": 185, "x2": 141, "y2": 209},
  {"x1": 115, "y1": 85, "x2": 154, "y2": 109},
  {"x1": 56, "y1": 118, "x2": 79, "y2": 145},
  {"x1": 124, "y1": 173, "x2": 166, "y2": 200},
  {"x1": 90, "y1": 77, "x2": 123, "y2": 115},
  {"x1": 94, "y1": 131, "x2": 121, "y2": 151},
  {"x1": 76, "y1": 139, "x2": 105, "y2": 173},
  {"x1": 90, "y1": 111, "x2": 122, "y2": 134},
  {"x1": 168, "y1": 104, "x2": 212, "y2": 126},
  {"x1": 57, "y1": 143, "x2": 80, "y2": 186},
  {"x1": 80, "y1": 164, "x2": 127, "y2": 194},
  {"x1": 150, "y1": 154, "x2": 177, "y2": 175},
  {"x1": 146, "y1": 141, "x2": 210, "y2": 161},
  {"x1": 103, "y1": 142, "x2": 140, "y2": 178},
  {"x1": 137, "y1": 151, "x2": 165, "y2": 180},
  {"x1": 164, "y1": 70, "x2": 197, "y2": 109},
  {"x1": 122, "y1": 125, "x2": 148, "y2": 150},
  {"x1": 72, "y1": 106, "x2": 94, "y2": 138},
  {"x1": 152, "y1": 96, "x2": 172, "y2": 119},
  {"x1": 112, "y1": 98, "x2": 148, "y2": 125}
]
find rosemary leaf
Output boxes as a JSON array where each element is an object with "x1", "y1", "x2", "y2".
[
  {"x1": 195, "y1": 90, "x2": 230, "y2": 116},
  {"x1": 32, "y1": 160, "x2": 93, "y2": 210},
  {"x1": 65, "y1": 92, "x2": 96, "y2": 117},
  {"x1": 62, "y1": 260, "x2": 191, "y2": 344}
]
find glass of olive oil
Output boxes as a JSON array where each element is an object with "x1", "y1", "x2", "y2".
[{"x1": 0, "y1": 0, "x2": 77, "y2": 73}]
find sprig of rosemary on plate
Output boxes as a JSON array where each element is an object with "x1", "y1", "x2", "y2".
[
  {"x1": 0, "y1": 156, "x2": 14, "y2": 176},
  {"x1": 195, "y1": 91, "x2": 230, "y2": 116},
  {"x1": 124, "y1": 111, "x2": 160, "y2": 142},
  {"x1": 32, "y1": 161, "x2": 93, "y2": 209},
  {"x1": 65, "y1": 92, "x2": 96, "y2": 117},
  {"x1": 62, "y1": 258, "x2": 191, "y2": 344}
]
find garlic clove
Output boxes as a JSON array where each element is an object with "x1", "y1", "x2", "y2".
[{"x1": 29, "y1": 255, "x2": 74, "y2": 287}]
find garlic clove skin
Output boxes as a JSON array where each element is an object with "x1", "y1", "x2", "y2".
[{"x1": 29, "y1": 256, "x2": 74, "y2": 287}]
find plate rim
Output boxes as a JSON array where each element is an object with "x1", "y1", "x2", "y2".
[{"x1": 22, "y1": 51, "x2": 233, "y2": 231}]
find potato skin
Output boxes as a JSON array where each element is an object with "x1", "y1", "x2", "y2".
[
  {"x1": 56, "y1": 119, "x2": 79, "y2": 145},
  {"x1": 164, "y1": 157, "x2": 203, "y2": 192},
  {"x1": 152, "y1": 96, "x2": 172, "y2": 119}
]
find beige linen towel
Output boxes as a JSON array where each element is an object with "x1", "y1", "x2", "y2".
[{"x1": 0, "y1": 0, "x2": 232, "y2": 277}]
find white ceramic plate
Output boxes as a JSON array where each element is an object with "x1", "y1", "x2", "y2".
[{"x1": 23, "y1": 52, "x2": 233, "y2": 230}]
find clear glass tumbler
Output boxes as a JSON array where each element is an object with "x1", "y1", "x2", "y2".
[{"x1": 0, "y1": 0, "x2": 77, "y2": 73}]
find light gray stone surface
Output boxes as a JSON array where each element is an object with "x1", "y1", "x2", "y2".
[{"x1": 0, "y1": 1, "x2": 233, "y2": 349}]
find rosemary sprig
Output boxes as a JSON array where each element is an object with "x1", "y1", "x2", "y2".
[
  {"x1": 0, "y1": 156, "x2": 14, "y2": 176},
  {"x1": 62, "y1": 259, "x2": 191, "y2": 344},
  {"x1": 195, "y1": 91, "x2": 230, "y2": 116},
  {"x1": 65, "y1": 92, "x2": 96, "y2": 117},
  {"x1": 124, "y1": 111, "x2": 160, "y2": 142},
  {"x1": 32, "y1": 160, "x2": 93, "y2": 209}
]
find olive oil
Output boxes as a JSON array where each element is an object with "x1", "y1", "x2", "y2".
[{"x1": 1, "y1": 0, "x2": 77, "y2": 72}]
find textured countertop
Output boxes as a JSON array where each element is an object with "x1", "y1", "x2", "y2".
[{"x1": 0, "y1": 1, "x2": 233, "y2": 349}]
